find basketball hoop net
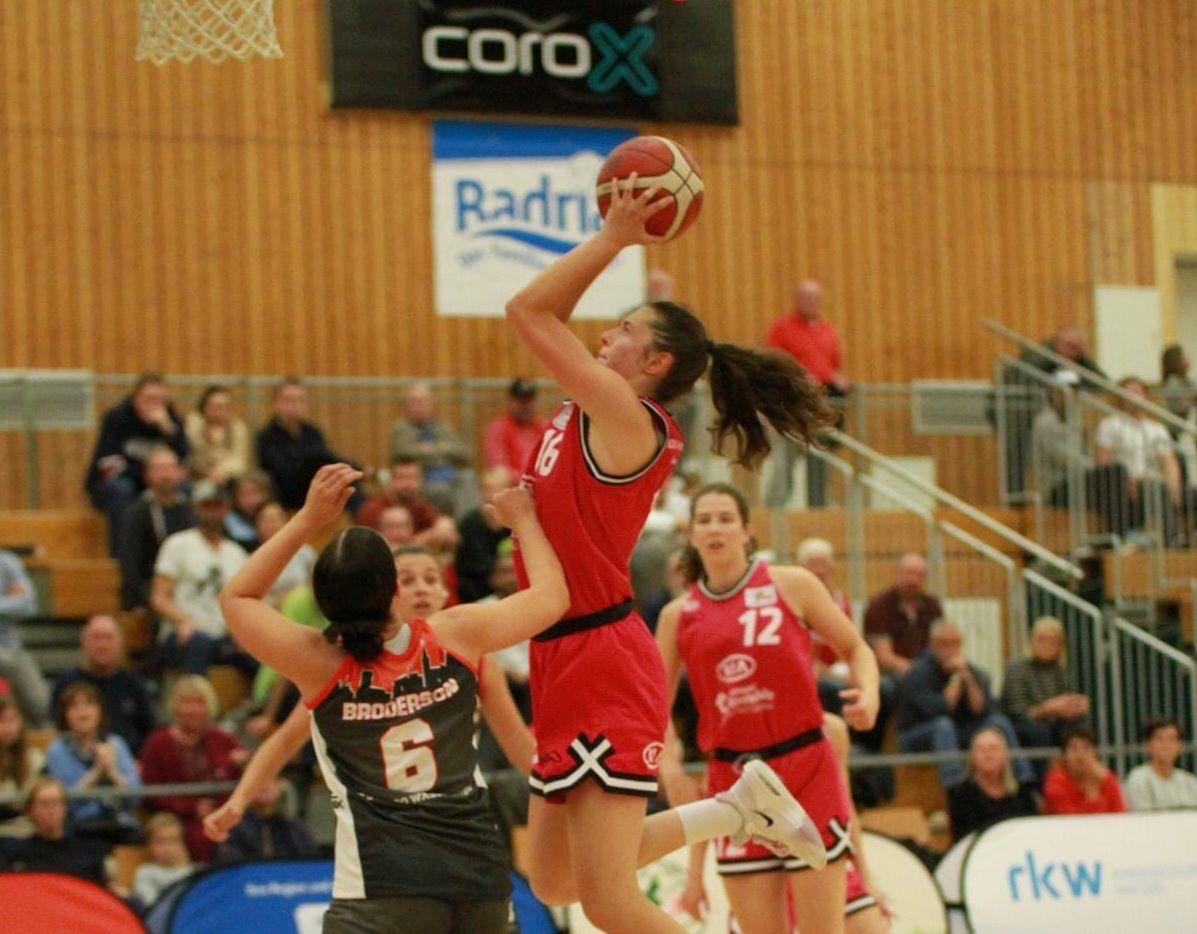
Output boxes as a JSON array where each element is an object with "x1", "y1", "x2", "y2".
[{"x1": 136, "y1": 0, "x2": 283, "y2": 65}]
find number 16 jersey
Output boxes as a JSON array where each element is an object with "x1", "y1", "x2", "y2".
[{"x1": 676, "y1": 559, "x2": 824, "y2": 755}]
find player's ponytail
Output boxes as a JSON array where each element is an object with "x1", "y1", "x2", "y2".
[
  {"x1": 313, "y1": 527, "x2": 397, "y2": 663},
  {"x1": 647, "y1": 301, "x2": 835, "y2": 470}
]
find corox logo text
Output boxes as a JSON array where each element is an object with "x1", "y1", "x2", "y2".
[
  {"x1": 422, "y1": 20, "x2": 658, "y2": 96},
  {"x1": 716, "y1": 653, "x2": 757, "y2": 685}
]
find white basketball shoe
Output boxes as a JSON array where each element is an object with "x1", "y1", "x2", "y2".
[{"x1": 717, "y1": 758, "x2": 828, "y2": 870}]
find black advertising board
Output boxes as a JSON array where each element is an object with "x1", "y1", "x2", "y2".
[{"x1": 327, "y1": 1, "x2": 739, "y2": 125}]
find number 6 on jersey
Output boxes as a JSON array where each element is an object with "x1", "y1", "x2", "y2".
[{"x1": 380, "y1": 718, "x2": 438, "y2": 792}]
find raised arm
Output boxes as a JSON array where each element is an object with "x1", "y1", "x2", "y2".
[
  {"x1": 203, "y1": 703, "x2": 312, "y2": 843},
  {"x1": 504, "y1": 176, "x2": 670, "y2": 471},
  {"x1": 219, "y1": 465, "x2": 359, "y2": 697},
  {"x1": 431, "y1": 488, "x2": 568, "y2": 664},
  {"x1": 478, "y1": 658, "x2": 535, "y2": 775},
  {"x1": 775, "y1": 566, "x2": 880, "y2": 732}
]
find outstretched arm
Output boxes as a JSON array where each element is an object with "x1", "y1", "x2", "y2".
[
  {"x1": 219, "y1": 464, "x2": 359, "y2": 697},
  {"x1": 505, "y1": 176, "x2": 670, "y2": 472},
  {"x1": 203, "y1": 703, "x2": 312, "y2": 843},
  {"x1": 431, "y1": 488, "x2": 569, "y2": 664}
]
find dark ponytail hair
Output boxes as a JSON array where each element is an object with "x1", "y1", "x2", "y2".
[
  {"x1": 313, "y1": 527, "x2": 397, "y2": 662},
  {"x1": 678, "y1": 482, "x2": 758, "y2": 586},
  {"x1": 645, "y1": 302, "x2": 835, "y2": 470}
]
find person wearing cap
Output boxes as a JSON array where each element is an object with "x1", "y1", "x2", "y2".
[
  {"x1": 151, "y1": 479, "x2": 251, "y2": 675},
  {"x1": 483, "y1": 377, "x2": 548, "y2": 476}
]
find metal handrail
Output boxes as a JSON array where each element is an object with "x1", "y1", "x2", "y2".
[
  {"x1": 984, "y1": 318, "x2": 1196, "y2": 437},
  {"x1": 829, "y1": 429, "x2": 1084, "y2": 580}
]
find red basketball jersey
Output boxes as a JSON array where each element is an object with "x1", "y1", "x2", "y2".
[
  {"x1": 516, "y1": 398, "x2": 683, "y2": 619},
  {"x1": 676, "y1": 559, "x2": 824, "y2": 753}
]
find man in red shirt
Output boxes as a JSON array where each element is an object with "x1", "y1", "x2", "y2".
[
  {"x1": 355, "y1": 458, "x2": 459, "y2": 552},
  {"x1": 482, "y1": 378, "x2": 547, "y2": 475},
  {"x1": 764, "y1": 279, "x2": 847, "y2": 507}
]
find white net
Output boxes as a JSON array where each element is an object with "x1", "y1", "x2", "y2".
[{"x1": 136, "y1": 0, "x2": 283, "y2": 65}]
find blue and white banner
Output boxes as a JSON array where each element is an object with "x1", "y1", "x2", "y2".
[
  {"x1": 432, "y1": 120, "x2": 644, "y2": 318},
  {"x1": 164, "y1": 859, "x2": 334, "y2": 933},
  {"x1": 961, "y1": 812, "x2": 1197, "y2": 933}
]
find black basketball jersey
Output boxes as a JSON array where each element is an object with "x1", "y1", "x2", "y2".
[{"x1": 307, "y1": 619, "x2": 510, "y2": 901}]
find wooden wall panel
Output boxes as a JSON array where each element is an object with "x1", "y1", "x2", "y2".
[{"x1": 3, "y1": 0, "x2": 1197, "y2": 382}]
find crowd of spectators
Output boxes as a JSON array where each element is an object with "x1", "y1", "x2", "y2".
[{"x1": 0, "y1": 303, "x2": 1193, "y2": 908}]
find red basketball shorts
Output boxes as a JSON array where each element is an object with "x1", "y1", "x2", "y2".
[
  {"x1": 528, "y1": 613, "x2": 669, "y2": 801},
  {"x1": 707, "y1": 736, "x2": 852, "y2": 873}
]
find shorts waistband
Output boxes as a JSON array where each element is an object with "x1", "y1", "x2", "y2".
[
  {"x1": 711, "y1": 726, "x2": 824, "y2": 764},
  {"x1": 533, "y1": 599, "x2": 635, "y2": 642}
]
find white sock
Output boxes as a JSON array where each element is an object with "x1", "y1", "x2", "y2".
[{"x1": 676, "y1": 798, "x2": 743, "y2": 844}]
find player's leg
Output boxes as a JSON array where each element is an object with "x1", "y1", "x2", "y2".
[
  {"x1": 525, "y1": 794, "x2": 576, "y2": 905},
  {"x1": 845, "y1": 904, "x2": 889, "y2": 934},
  {"x1": 564, "y1": 780, "x2": 685, "y2": 933},
  {"x1": 788, "y1": 859, "x2": 848, "y2": 934},
  {"x1": 720, "y1": 872, "x2": 790, "y2": 934}
]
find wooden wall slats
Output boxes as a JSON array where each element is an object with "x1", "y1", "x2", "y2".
[{"x1": 3, "y1": 0, "x2": 1197, "y2": 382}]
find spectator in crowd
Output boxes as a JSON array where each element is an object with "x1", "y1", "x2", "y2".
[
  {"x1": 864, "y1": 553, "x2": 943, "y2": 675},
  {"x1": 223, "y1": 470, "x2": 273, "y2": 553},
  {"x1": 1030, "y1": 372, "x2": 1132, "y2": 536},
  {"x1": 213, "y1": 777, "x2": 317, "y2": 864},
  {"x1": 764, "y1": 278, "x2": 846, "y2": 508},
  {"x1": 1, "y1": 777, "x2": 111, "y2": 885},
  {"x1": 1124, "y1": 717, "x2": 1197, "y2": 811},
  {"x1": 801, "y1": 538, "x2": 896, "y2": 754},
  {"x1": 1043, "y1": 727, "x2": 1126, "y2": 815},
  {"x1": 389, "y1": 381, "x2": 471, "y2": 512},
  {"x1": 85, "y1": 374, "x2": 190, "y2": 555},
  {"x1": 141, "y1": 675, "x2": 247, "y2": 862},
  {"x1": 1160, "y1": 345, "x2": 1196, "y2": 427},
  {"x1": 255, "y1": 379, "x2": 355, "y2": 512},
  {"x1": 378, "y1": 505, "x2": 416, "y2": 549},
  {"x1": 185, "y1": 384, "x2": 250, "y2": 484},
  {"x1": 51, "y1": 615, "x2": 156, "y2": 755},
  {"x1": 356, "y1": 458, "x2": 459, "y2": 552},
  {"x1": 43, "y1": 682, "x2": 141, "y2": 843},
  {"x1": 454, "y1": 467, "x2": 514, "y2": 604},
  {"x1": 947, "y1": 727, "x2": 1041, "y2": 841},
  {"x1": 132, "y1": 813, "x2": 196, "y2": 909},
  {"x1": 1000, "y1": 616, "x2": 1089, "y2": 751},
  {"x1": 1096, "y1": 376, "x2": 1183, "y2": 540},
  {"x1": 646, "y1": 268, "x2": 675, "y2": 302},
  {"x1": 0, "y1": 549, "x2": 49, "y2": 726},
  {"x1": 118, "y1": 444, "x2": 194, "y2": 617},
  {"x1": 897, "y1": 619, "x2": 1031, "y2": 788},
  {"x1": 151, "y1": 480, "x2": 251, "y2": 675},
  {"x1": 1000, "y1": 325, "x2": 1107, "y2": 496},
  {"x1": 0, "y1": 696, "x2": 44, "y2": 847},
  {"x1": 254, "y1": 502, "x2": 315, "y2": 606},
  {"x1": 483, "y1": 378, "x2": 547, "y2": 476},
  {"x1": 639, "y1": 547, "x2": 689, "y2": 635}
]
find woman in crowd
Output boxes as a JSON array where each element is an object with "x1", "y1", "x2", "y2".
[
  {"x1": 43, "y1": 681, "x2": 142, "y2": 843},
  {"x1": 947, "y1": 727, "x2": 1040, "y2": 840},
  {"x1": 186, "y1": 384, "x2": 250, "y2": 485},
  {"x1": 139, "y1": 675, "x2": 247, "y2": 861},
  {"x1": 254, "y1": 501, "x2": 316, "y2": 606},
  {"x1": 0, "y1": 696, "x2": 44, "y2": 851},
  {"x1": 1, "y1": 776, "x2": 112, "y2": 885}
]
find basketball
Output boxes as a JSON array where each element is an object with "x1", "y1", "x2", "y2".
[{"x1": 595, "y1": 136, "x2": 705, "y2": 242}]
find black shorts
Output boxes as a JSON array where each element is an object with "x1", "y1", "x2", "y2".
[{"x1": 323, "y1": 895, "x2": 508, "y2": 934}]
